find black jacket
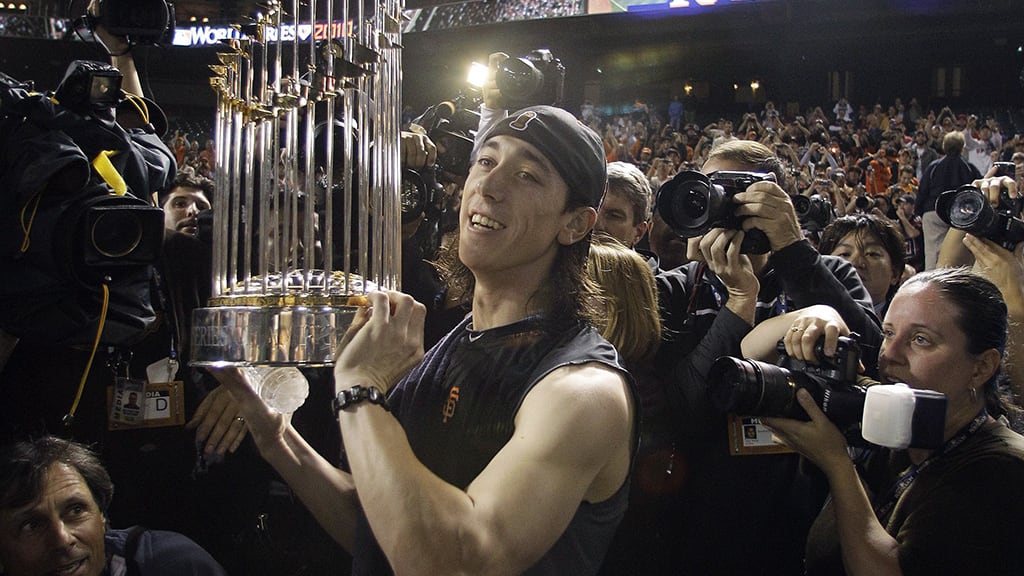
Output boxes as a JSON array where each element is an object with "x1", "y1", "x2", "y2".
[{"x1": 915, "y1": 153, "x2": 981, "y2": 216}]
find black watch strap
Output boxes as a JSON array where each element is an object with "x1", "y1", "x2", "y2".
[{"x1": 332, "y1": 385, "x2": 390, "y2": 416}]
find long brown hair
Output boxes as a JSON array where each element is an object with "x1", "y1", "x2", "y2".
[
  {"x1": 587, "y1": 234, "x2": 661, "y2": 367},
  {"x1": 434, "y1": 224, "x2": 602, "y2": 329}
]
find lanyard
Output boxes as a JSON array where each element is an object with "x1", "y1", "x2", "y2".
[
  {"x1": 873, "y1": 409, "x2": 989, "y2": 519},
  {"x1": 151, "y1": 267, "x2": 180, "y2": 376}
]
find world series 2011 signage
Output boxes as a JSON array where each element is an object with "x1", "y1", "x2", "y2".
[{"x1": 172, "y1": 21, "x2": 351, "y2": 47}]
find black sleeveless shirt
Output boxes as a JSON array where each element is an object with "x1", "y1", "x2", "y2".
[{"x1": 351, "y1": 315, "x2": 634, "y2": 575}]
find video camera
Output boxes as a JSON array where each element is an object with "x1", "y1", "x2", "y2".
[
  {"x1": 53, "y1": 60, "x2": 123, "y2": 115},
  {"x1": 77, "y1": 0, "x2": 176, "y2": 48},
  {"x1": 0, "y1": 64, "x2": 173, "y2": 347},
  {"x1": 496, "y1": 49, "x2": 565, "y2": 111},
  {"x1": 936, "y1": 184, "x2": 1024, "y2": 251},
  {"x1": 410, "y1": 95, "x2": 480, "y2": 183},
  {"x1": 655, "y1": 170, "x2": 773, "y2": 254},
  {"x1": 405, "y1": 96, "x2": 480, "y2": 226},
  {"x1": 707, "y1": 335, "x2": 947, "y2": 449}
]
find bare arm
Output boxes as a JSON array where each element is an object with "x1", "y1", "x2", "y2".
[
  {"x1": 331, "y1": 291, "x2": 633, "y2": 575},
  {"x1": 339, "y1": 364, "x2": 633, "y2": 576},
  {"x1": 964, "y1": 234, "x2": 1024, "y2": 400},
  {"x1": 209, "y1": 368, "x2": 361, "y2": 549},
  {"x1": 88, "y1": 0, "x2": 143, "y2": 96}
]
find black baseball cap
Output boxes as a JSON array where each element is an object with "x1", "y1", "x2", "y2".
[{"x1": 475, "y1": 105, "x2": 607, "y2": 208}]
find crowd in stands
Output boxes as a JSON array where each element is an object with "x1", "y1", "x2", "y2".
[
  {"x1": 403, "y1": 0, "x2": 584, "y2": 32},
  {"x1": 587, "y1": 97, "x2": 1021, "y2": 220},
  {"x1": 165, "y1": 119, "x2": 216, "y2": 180},
  {"x1": 171, "y1": 95, "x2": 1024, "y2": 269}
]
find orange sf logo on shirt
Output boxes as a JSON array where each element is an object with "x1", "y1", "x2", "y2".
[{"x1": 442, "y1": 386, "x2": 460, "y2": 423}]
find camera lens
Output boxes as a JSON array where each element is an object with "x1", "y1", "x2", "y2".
[
  {"x1": 948, "y1": 188, "x2": 988, "y2": 228},
  {"x1": 707, "y1": 356, "x2": 804, "y2": 419},
  {"x1": 680, "y1": 188, "x2": 709, "y2": 219},
  {"x1": 655, "y1": 170, "x2": 716, "y2": 236},
  {"x1": 792, "y1": 195, "x2": 810, "y2": 216},
  {"x1": 400, "y1": 168, "x2": 426, "y2": 224},
  {"x1": 91, "y1": 209, "x2": 144, "y2": 258}
]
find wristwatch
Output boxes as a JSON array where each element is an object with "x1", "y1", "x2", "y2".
[{"x1": 332, "y1": 385, "x2": 390, "y2": 416}]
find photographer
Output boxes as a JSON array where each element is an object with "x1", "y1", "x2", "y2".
[
  {"x1": 652, "y1": 140, "x2": 882, "y2": 575},
  {"x1": 827, "y1": 170, "x2": 854, "y2": 217},
  {"x1": 894, "y1": 194, "x2": 924, "y2": 274},
  {"x1": 862, "y1": 148, "x2": 895, "y2": 197},
  {"x1": 800, "y1": 142, "x2": 840, "y2": 175},
  {"x1": 749, "y1": 269, "x2": 1024, "y2": 576},
  {"x1": 737, "y1": 112, "x2": 763, "y2": 141},
  {"x1": 936, "y1": 174, "x2": 1024, "y2": 404}
]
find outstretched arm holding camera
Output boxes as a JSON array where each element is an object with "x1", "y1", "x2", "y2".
[
  {"x1": 87, "y1": 0, "x2": 143, "y2": 97},
  {"x1": 936, "y1": 174, "x2": 1020, "y2": 268},
  {"x1": 963, "y1": 234, "x2": 1024, "y2": 402},
  {"x1": 740, "y1": 304, "x2": 850, "y2": 361}
]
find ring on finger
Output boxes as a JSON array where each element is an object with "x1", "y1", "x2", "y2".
[
  {"x1": 790, "y1": 326, "x2": 804, "y2": 332},
  {"x1": 235, "y1": 416, "x2": 245, "y2": 424}
]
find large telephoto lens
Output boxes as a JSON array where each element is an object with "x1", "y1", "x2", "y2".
[{"x1": 707, "y1": 356, "x2": 807, "y2": 419}]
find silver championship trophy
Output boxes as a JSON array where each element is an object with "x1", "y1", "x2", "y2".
[{"x1": 191, "y1": 0, "x2": 404, "y2": 382}]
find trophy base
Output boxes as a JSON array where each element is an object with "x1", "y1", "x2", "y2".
[{"x1": 190, "y1": 304, "x2": 359, "y2": 367}]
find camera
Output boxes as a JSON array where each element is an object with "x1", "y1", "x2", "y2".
[
  {"x1": 792, "y1": 193, "x2": 834, "y2": 232},
  {"x1": 0, "y1": 66, "x2": 173, "y2": 348},
  {"x1": 936, "y1": 184, "x2": 1024, "y2": 251},
  {"x1": 401, "y1": 166, "x2": 443, "y2": 225},
  {"x1": 854, "y1": 195, "x2": 875, "y2": 212},
  {"x1": 655, "y1": 170, "x2": 773, "y2": 254},
  {"x1": 496, "y1": 49, "x2": 565, "y2": 111},
  {"x1": 82, "y1": 0, "x2": 176, "y2": 47},
  {"x1": 709, "y1": 335, "x2": 864, "y2": 432},
  {"x1": 410, "y1": 96, "x2": 480, "y2": 180},
  {"x1": 53, "y1": 60, "x2": 123, "y2": 115},
  {"x1": 993, "y1": 161, "x2": 1016, "y2": 179},
  {"x1": 707, "y1": 335, "x2": 947, "y2": 448}
]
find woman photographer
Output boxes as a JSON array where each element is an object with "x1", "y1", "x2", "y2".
[{"x1": 748, "y1": 268, "x2": 1024, "y2": 575}]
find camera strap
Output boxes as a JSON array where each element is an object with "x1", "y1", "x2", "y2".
[
  {"x1": 61, "y1": 283, "x2": 112, "y2": 428},
  {"x1": 873, "y1": 409, "x2": 988, "y2": 519},
  {"x1": 92, "y1": 150, "x2": 128, "y2": 195}
]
